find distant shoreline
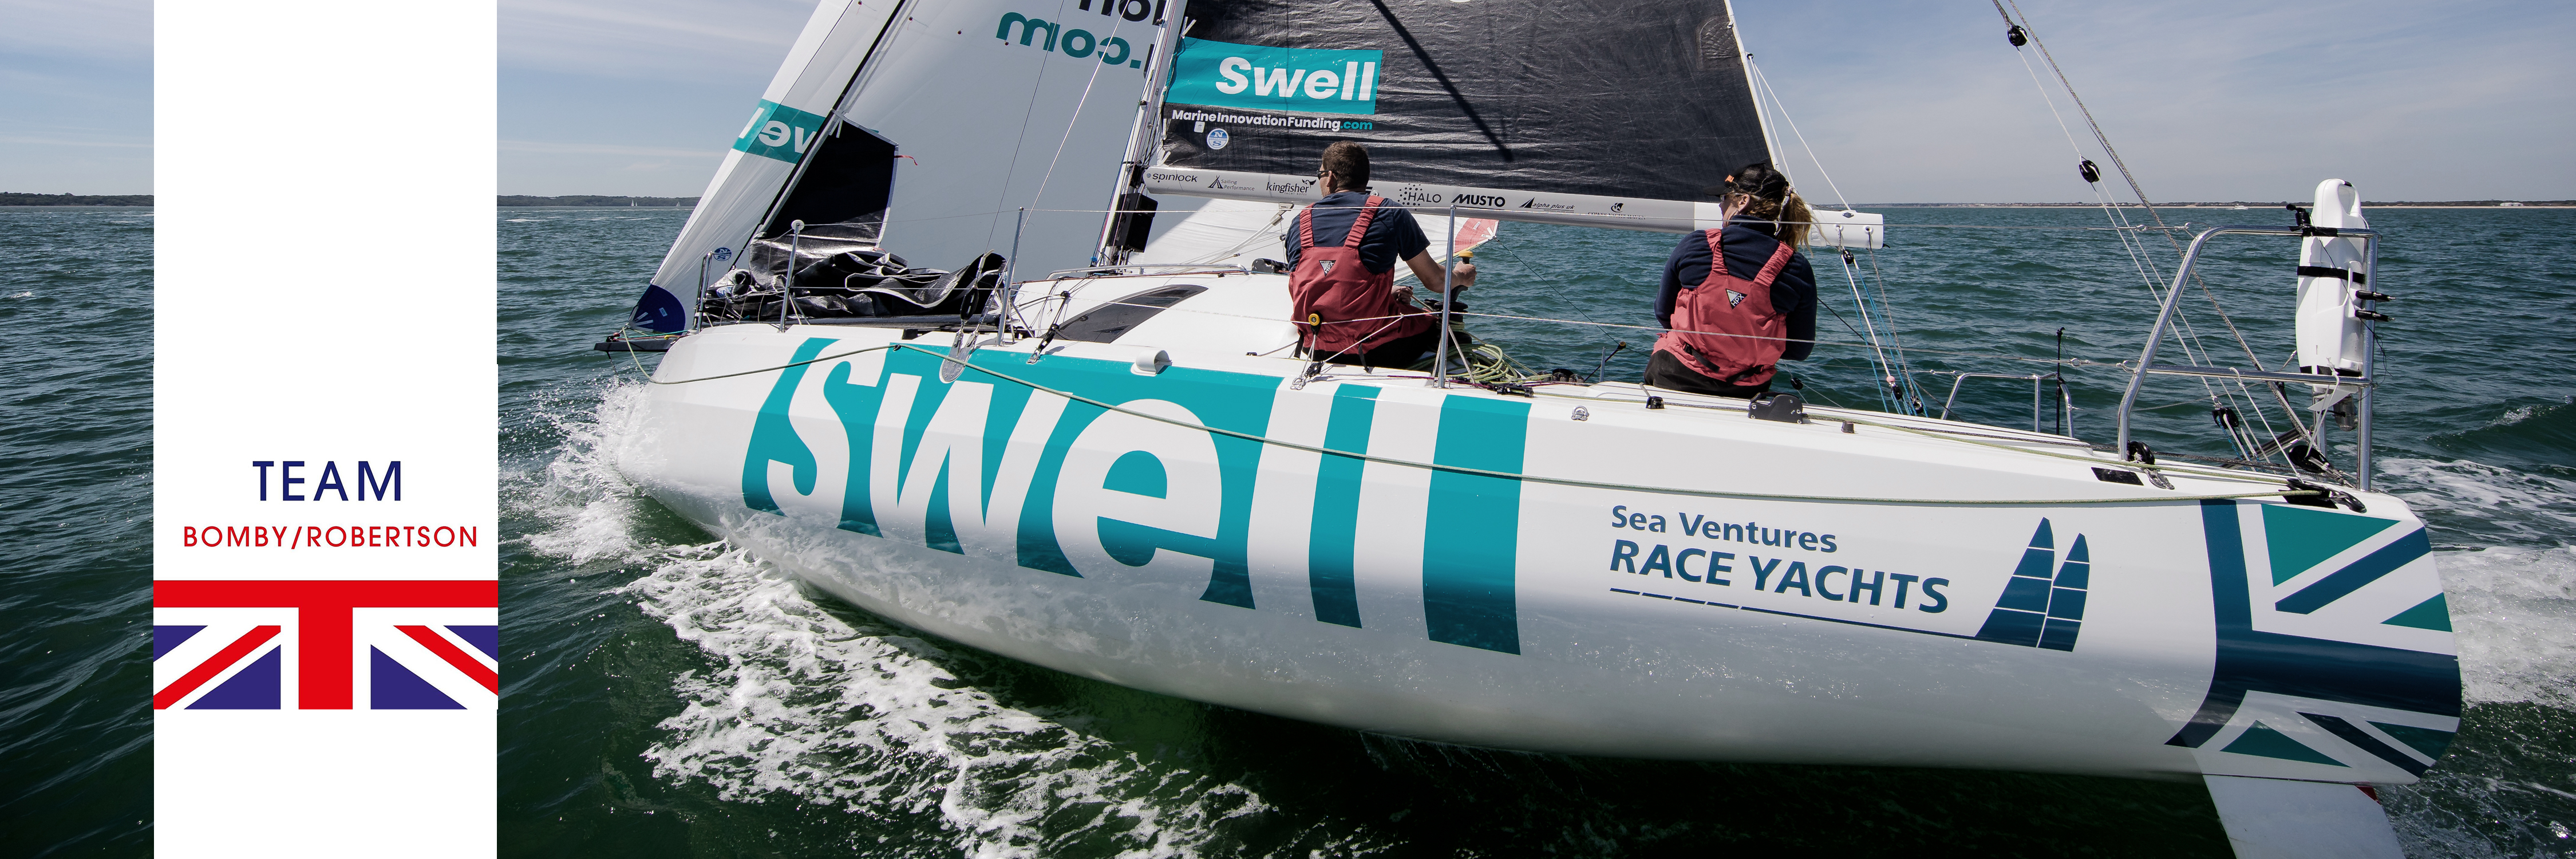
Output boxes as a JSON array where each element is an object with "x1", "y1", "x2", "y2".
[
  {"x1": 1, "y1": 193, "x2": 152, "y2": 206},
  {"x1": 499, "y1": 195, "x2": 698, "y2": 207}
]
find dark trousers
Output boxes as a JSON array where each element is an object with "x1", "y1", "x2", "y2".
[{"x1": 1645, "y1": 349, "x2": 1773, "y2": 398}]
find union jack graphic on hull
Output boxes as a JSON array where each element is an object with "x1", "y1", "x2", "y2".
[{"x1": 152, "y1": 580, "x2": 499, "y2": 710}]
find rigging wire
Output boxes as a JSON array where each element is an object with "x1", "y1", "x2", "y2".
[
  {"x1": 1996, "y1": 15, "x2": 2248, "y2": 453},
  {"x1": 1746, "y1": 62, "x2": 1854, "y2": 212},
  {"x1": 1743, "y1": 60, "x2": 1926, "y2": 411},
  {"x1": 1832, "y1": 250, "x2": 1903, "y2": 413},
  {"x1": 1998, "y1": 0, "x2": 2309, "y2": 448},
  {"x1": 1988, "y1": 0, "x2": 2300, "y2": 464},
  {"x1": 1859, "y1": 247, "x2": 1927, "y2": 414}
]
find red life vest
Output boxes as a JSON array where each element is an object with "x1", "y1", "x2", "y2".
[
  {"x1": 1289, "y1": 195, "x2": 1429, "y2": 358},
  {"x1": 1654, "y1": 226, "x2": 1797, "y2": 386}
]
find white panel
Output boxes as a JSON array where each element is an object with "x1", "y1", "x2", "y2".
[
  {"x1": 1807, "y1": 208, "x2": 1886, "y2": 249},
  {"x1": 156, "y1": 0, "x2": 497, "y2": 853},
  {"x1": 1350, "y1": 386, "x2": 1442, "y2": 639},
  {"x1": 2204, "y1": 775, "x2": 2404, "y2": 859},
  {"x1": 1243, "y1": 381, "x2": 1330, "y2": 619},
  {"x1": 2294, "y1": 179, "x2": 2370, "y2": 379}
]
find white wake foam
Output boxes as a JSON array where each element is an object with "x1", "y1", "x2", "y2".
[
  {"x1": 617, "y1": 546, "x2": 1274, "y2": 858},
  {"x1": 516, "y1": 379, "x2": 1283, "y2": 857},
  {"x1": 2436, "y1": 546, "x2": 2576, "y2": 710},
  {"x1": 2380, "y1": 456, "x2": 2576, "y2": 547},
  {"x1": 512, "y1": 381, "x2": 655, "y2": 566}
]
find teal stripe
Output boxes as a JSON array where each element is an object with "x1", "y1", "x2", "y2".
[
  {"x1": 1423, "y1": 396, "x2": 1530, "y2": 654},
  {"x1": 2274, "y1": 529, "x2": 2431, "y2": 614},
  {"x1": 1307, "y1": 387, "x2": 1378, "y2": 627}
]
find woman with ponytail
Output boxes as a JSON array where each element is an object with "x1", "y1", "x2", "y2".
[{"x1": 1645, "y1": 161, "x2": 1819, "y2": 397}]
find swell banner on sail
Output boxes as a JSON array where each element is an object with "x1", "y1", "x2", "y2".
[{"x1": 1146, "y1": 0, "x2": 1773, "y2": 231}]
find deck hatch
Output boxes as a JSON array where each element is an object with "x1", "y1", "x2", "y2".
[{"x1": 1054, "y1": 285, "x2": 1208, "y2": 343}]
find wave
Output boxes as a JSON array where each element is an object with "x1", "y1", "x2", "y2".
[
  {"x1": 2380, "y1": 457, "x2": 2576, "y2": 549},
  {"x1": 2427, "y1": 397, "x2": 2576, "y2": 472},
  {"x1": 513, "y1": 381, "x2": 656, "y2": 566},
  {"x1": 618, "y1": 546, "x2": 1278, "y2": 858},
  {"x1": 2433, "y1": 547, "x2": 2576, "y2": 710},
  {"x1": 517, "y1": 379, "x2": 1298, "y2": 858}
]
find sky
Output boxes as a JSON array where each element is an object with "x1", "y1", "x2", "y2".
[
  {"x1": 7, "y1": 1, "x2": 2572, "y2": 202},
  {"x1": 0, "y1": 0, "x2": 151, "y2": 194}
]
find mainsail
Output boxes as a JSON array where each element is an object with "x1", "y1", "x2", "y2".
[
  {"x1": 633, "y1": 0, "x2": 1175, "y2": 332},
  {"x1": 1139, "y1": 0, "x2": 1786, "y2": 234}
]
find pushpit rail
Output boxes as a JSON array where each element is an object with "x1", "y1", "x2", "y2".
[
  {"x1": 2113, "y1": 224, "x2": 2383, "y2": 490},
  {"x1": 1942, "y1": 372, "x2": 2075, "y2": 435}
]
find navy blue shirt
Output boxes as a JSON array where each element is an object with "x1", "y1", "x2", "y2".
[
  {"x1": 1656, "y1": 219, "x2": 1819, "y2": 361},
  {"x1": 1281, "y1": 191, "x2": 1430, "y2": 274}
]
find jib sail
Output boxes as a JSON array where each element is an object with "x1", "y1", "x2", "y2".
[{"x1": 634, "y1": 0, "x2": 1175, "y2": 332}]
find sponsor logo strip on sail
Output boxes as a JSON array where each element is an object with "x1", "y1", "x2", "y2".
[{"x1": 1167, "y1": 37, "x2": 1381, "y2": 116}]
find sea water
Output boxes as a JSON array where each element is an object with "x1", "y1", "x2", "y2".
[{"x1": 6, "y1": 205, "x2": 2570, "y2": 856}]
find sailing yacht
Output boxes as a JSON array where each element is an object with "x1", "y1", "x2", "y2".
[{"x1": 601, "y1": 2, "x2": 2447, "y2": 853}]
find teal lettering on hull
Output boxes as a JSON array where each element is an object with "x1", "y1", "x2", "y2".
[
  {"x1": 737, "y1": 342, "x2": 1532, "y2": 652},
  {"x1": 740, "y1": 338, "x2": 833, "y2": 513},
  {"x1": 1306, "y1": 385, "x2": 1379, "y2": 627},
  {"x1": 1423, "y1": 396, "x2": 1530, "y2": 654}
]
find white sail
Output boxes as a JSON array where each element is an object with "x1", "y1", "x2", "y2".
[
  {"x1": 634, "y1": 0, "x2": 1173, "y2": 332},
  {"x1": 635, "y1": 0, "x2": 903, "y2": 332},
  {"x1": 848, "y1": 1, "x2": 1169, "y2": 281}
]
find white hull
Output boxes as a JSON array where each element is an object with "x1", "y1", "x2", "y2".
[{"x1": 612, "y1": 273, "x2": 2460, "y2": 783}]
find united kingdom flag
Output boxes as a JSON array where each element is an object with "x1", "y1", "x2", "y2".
[{"x1": 153, "y1": 580, "x2": 499, "y2": 710}]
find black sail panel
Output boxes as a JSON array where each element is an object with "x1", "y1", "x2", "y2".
[
  {"x1": 1157, "y1": 0, "x2": 1769, "y2": 204},
  {"x1": 762, "y1": 122, "x2": 898, "y2": 242}
]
